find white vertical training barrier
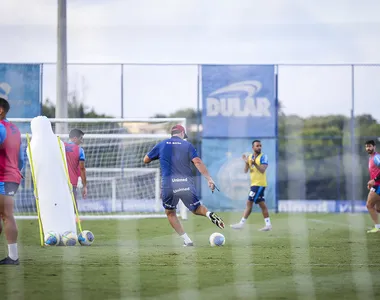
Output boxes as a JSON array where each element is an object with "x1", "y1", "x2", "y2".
[{"x1": 27, "y1": 116, "x2": 76, "y2": 236}]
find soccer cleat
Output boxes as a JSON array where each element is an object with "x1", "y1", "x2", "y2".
[
  {"x1": 367, "y1": 227, "x2": 380, "y2": 233},
  {"x1": 230, "y1": 223, "x2": 244, "y2": 230},
  {"x1": 0, "y1": 256, "x2": 19, "y2": 265},
  {"x1": 183, "y1": 242, "x2": 194, "y2": 247},
  {"x1": 259, "y1": 225, "x2": 272, "y2": 231},
  {"x1": 208, "y1": 212, "x2": 225, "y2": 229}
]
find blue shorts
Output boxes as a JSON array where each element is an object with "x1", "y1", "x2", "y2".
[
  {"x1": 0, "y1": 182, "x2": 19, "y2": 196},
  {"x1": 162, "y1": 185, "x2": 201, "y2": 212},
  {"x1": 371, "y1": 185, "x2": 380, "y2": 195},
  {"x1": 248, "y1": 186, "x2": 266, "y2": 204}
]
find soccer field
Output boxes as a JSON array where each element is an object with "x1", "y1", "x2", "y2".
[{"x1": 1, "y1": 212, "x2": 380, "y2": 300}]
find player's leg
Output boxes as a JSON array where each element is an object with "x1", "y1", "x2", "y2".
[
  {"x1": 0, "y1": 183, "x2": 19, "y2": 265},
  {"x1": 230, "y1": 186, "x2": 256, "y2": 229},
  {"x1": 182, "y1": 189, "x2": 225, "y2": 230},
  {"x1": 366, "y1": 186, "x2": 380, "y2": 233},
  {"x1": 255, "y1": 187, "x2": 272, "y2": 231},
  {"x1": 163, "y1": 189, "x2": 193, "y2": 246}
]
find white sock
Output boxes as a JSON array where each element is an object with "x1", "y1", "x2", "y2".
[
  {"x1": 375, "y1": 224, "x2": 380, "y2": 229},
  {"x1": 264, "y1": 217, "x2": 271, "y2": 226},
  {"x1": 206, "y1": 211, "x2": 211, "y2": 219},
  {"x1": 240, "y1": 218, "x2": 247, "y2": 224},
  {"x1": 180, "y1": 233, "x2": 193, "y2": 244},
  {"x1": 8, "y1": 243, "x2": 18, "y2": 260}
]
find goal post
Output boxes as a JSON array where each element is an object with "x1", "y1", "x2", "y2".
[{"x1": 11, "y1": 118, "x2": 189, "y2": 220}]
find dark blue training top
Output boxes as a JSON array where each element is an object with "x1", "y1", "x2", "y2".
[{"x1": 147, "y1": 136, "x2": 199, "y2": 188}]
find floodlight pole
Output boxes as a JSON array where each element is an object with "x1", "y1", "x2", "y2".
[{"x1": 56, "y1": 0, "x2": 68, "y2": 134}]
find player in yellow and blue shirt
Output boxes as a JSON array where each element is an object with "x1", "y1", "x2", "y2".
[{"x1": 230, "y1": 140, "x2": 272, "y2": 231}]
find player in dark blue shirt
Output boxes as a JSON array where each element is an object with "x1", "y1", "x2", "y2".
[{"x1": 144, "y1": 125, "x2": 225, "y2": 246}]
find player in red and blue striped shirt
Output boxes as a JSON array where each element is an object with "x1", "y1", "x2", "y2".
[{"x1": 0, "y1": 98, "x2": 24, "y2": 265}]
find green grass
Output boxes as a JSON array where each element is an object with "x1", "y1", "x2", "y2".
[{"x1": 1, "y1": 212, "x2": 380, "y2": 300}]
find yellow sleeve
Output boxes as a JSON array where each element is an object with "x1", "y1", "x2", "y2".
[{"x1": 248, "y1": 154, "x2": 253, "y2": 168}]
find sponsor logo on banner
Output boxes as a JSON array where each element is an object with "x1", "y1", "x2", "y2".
[
  {"x1": 206, "y1": 81, "x2": 271, "y2": 117},
  {"x1": 201, "y1": 65, "x2": 276, "y2": 138}
]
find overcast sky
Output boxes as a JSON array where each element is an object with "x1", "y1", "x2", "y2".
[{"x1": 1, "y1": 0, "x2": 380, "y2": 120}]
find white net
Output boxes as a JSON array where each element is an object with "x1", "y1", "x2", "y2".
[{"x1": 11, "y1": 118, "x2": 188, "y2": 219}]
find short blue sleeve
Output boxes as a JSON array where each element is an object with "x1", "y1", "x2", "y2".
[
  {"x1": 79, "y1": 147, "x2": 85, "y2": 161},
  {"x1": 189, "y1": 143, "x2": 199, "y2": 160},
  {"x1": 18, "y1": 147, "x2": 25, "y2": 171},
  {"x1": 0, "y1": 123, "x2": 6, "y2": 144},
  {"x1": 260, "y1": 154, "x2": 268, "y2": 165},
  {"x1": 147, "y1": 143, "x2": 160, "y2": 160}
]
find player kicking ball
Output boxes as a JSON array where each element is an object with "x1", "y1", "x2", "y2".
[
  {"x1": 0, "y1": 98, "x2": 23, "y2": 265},
  {"x1": 143, "y1": 125, "x2": 225, "y2": 246},
  {"x1": 230, "y1": 140, "x2": 272, "y2": 231},
  {"x1": 364, "y1": 140, "x2": 380, "y2": 233}
]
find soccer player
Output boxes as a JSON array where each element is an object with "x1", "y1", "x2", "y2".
[
  {"x1": 0, "y1": 97, "x2": 24, "y2": 265},
  {"x1": 64, "y1": 129, "x2": 87, "y2": 215},
  {"x1": 143, "y1": 124, "x2": 225, "y2": 246},
  {"x1": 230, "y1": 140, "x2": 272, "y2": 231},
  {"x1": 365, "y1": 140, "x2": 380, "y2": 233}
]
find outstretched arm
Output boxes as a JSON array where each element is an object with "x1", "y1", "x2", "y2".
[{"x1": 192, "y1": 157, "x2": 215, "y2": 191}]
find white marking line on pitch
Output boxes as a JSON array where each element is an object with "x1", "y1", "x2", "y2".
[
  {"x1": 174, "y1": 204, "x2": 201, "y2": 300},
  {"x1": 62, "y1": 244, "x2": 81, "y2": 300},
  {"x1": 288, "y1": 214, "x2": 316, "y2": 300},
  {"x1": 6, "y1": 239, "x2": 24, "y2": 299},
  {"x1": 118, "y1": 218, "x2": 140, "y2": 299},
  {"x1": 308, "y1": 218, "x2": 352, "y2": 227},
  {"x1": 229, "y1": 216, "x2": 257, "y2": 298},
  {"x1": 346, "y1": 213, "x2": 375, "y2": 300}
]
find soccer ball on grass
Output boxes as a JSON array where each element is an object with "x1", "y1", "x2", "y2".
[
  {"x1": 78, "y1": 230, "x2": 95, "y2": 246},
  {"x1": 61, "y1": 231, "x2": 78, "y2": 246},
  {"x1": 209, "y1": 232, "x2": 225, "y2": 247},
  {"x1": 44, "y1": 231, "x2": 61, "y2": 246}
]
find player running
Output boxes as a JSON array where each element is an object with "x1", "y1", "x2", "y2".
[
  {"x1": 143, "y1": 124, "x2": 225, "y2": 246},
  {"x1": 364, "y1": 140, "x2": 380, "y2": 233},
  {"x1": 230, "y1": 140, "x2": 272, "y2": 231},
  {"x1": 64, "y1": 129, "x2": 87, "y2": 219},
  {"x1": 0, "y1": 98, "x2": 24, "y2": 265}
]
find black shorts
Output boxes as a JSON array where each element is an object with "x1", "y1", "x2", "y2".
[
  {"x1": 248, "y1": 186, "x2": 266, "y2": 204},
  {"x1": 0, "y1": 182, "x2": 19, "y2": 196}
]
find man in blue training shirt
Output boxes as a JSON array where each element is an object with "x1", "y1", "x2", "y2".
[{"x1": 143, "y1": 125, "x2": 225, "y2": 246}]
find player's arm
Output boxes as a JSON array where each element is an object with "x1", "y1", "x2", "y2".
[
  {"x1": 242, "y1": 154, "x2": 249, "y2": 173},
  {"x1": 79, "y1": 148, "x2": 87, "y2": 187},
  {"x1": 143, "y1": 144, "x2": 160, "y2": 164},
  {"x1": 79, "y1": 147, "x2": 87, "y2": 198},
  {"x1": 189, "y1": 144, "x2": 215, "y2": 191},
  {"x1": 18, "y1": 146, "x2": 25, "y2": 171},
  {"x1": 253, "y1": 154, "x2": 268, "y2": 174},
  {"x1": 0, "y1": 123, "x2": 6, "y2": 145}
]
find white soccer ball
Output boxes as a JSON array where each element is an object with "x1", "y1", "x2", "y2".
[
  {"x1": 78, "y1": 230, "x2": 95, "y2": 246},
  {"x1": 44, "y1": 231, "x2": 61, "y2": 246},
  {"x1": 61, "y1": 231, "x2": 78, "y2": 246},
  {"x1": 209, "y1": 232, "x2": 225, "y2": 247}
]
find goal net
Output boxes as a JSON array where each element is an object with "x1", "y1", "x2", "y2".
[{"x1": 11, "y1": 118, "x2": 189, "y2": 220}]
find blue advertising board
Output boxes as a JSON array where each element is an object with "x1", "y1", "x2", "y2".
[
  {"x1": 201, "y1": 65, "x2": 276, "y2": 138},
  {"x1": 0, "y1": 64, "x2": 41, "y2": 118},
  {"x1": 201, "y1": 138, "x2": 277, "y2": 211}
]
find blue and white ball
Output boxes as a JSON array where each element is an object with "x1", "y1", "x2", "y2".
[
  {"x1": 44, "y1": 231, "x2": 61, "y2": 246},
  {"x1": 209, "y1": 232, "x2": 225, "y2": 247},
  {"x1": 78, "y1": 230, "x2": 95, "y2": 246},
  {"x1": 61, "y1": 231, "x2": 78, "y2": 246},
  {"x1": 374, "y1": 154, "x2": 380, "y2": 167}
]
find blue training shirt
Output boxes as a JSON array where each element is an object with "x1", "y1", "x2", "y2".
[
  {"x1": 0, "y1": 121, "x2": 24, "y2": 171},
  {"x1": 147, "y1": 136, "x2": 199, "y2": 188}
]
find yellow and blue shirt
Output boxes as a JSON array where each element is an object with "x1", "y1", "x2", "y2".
[{"x1": 248, "y1": 153, "x2": 268, "y2": 187}]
